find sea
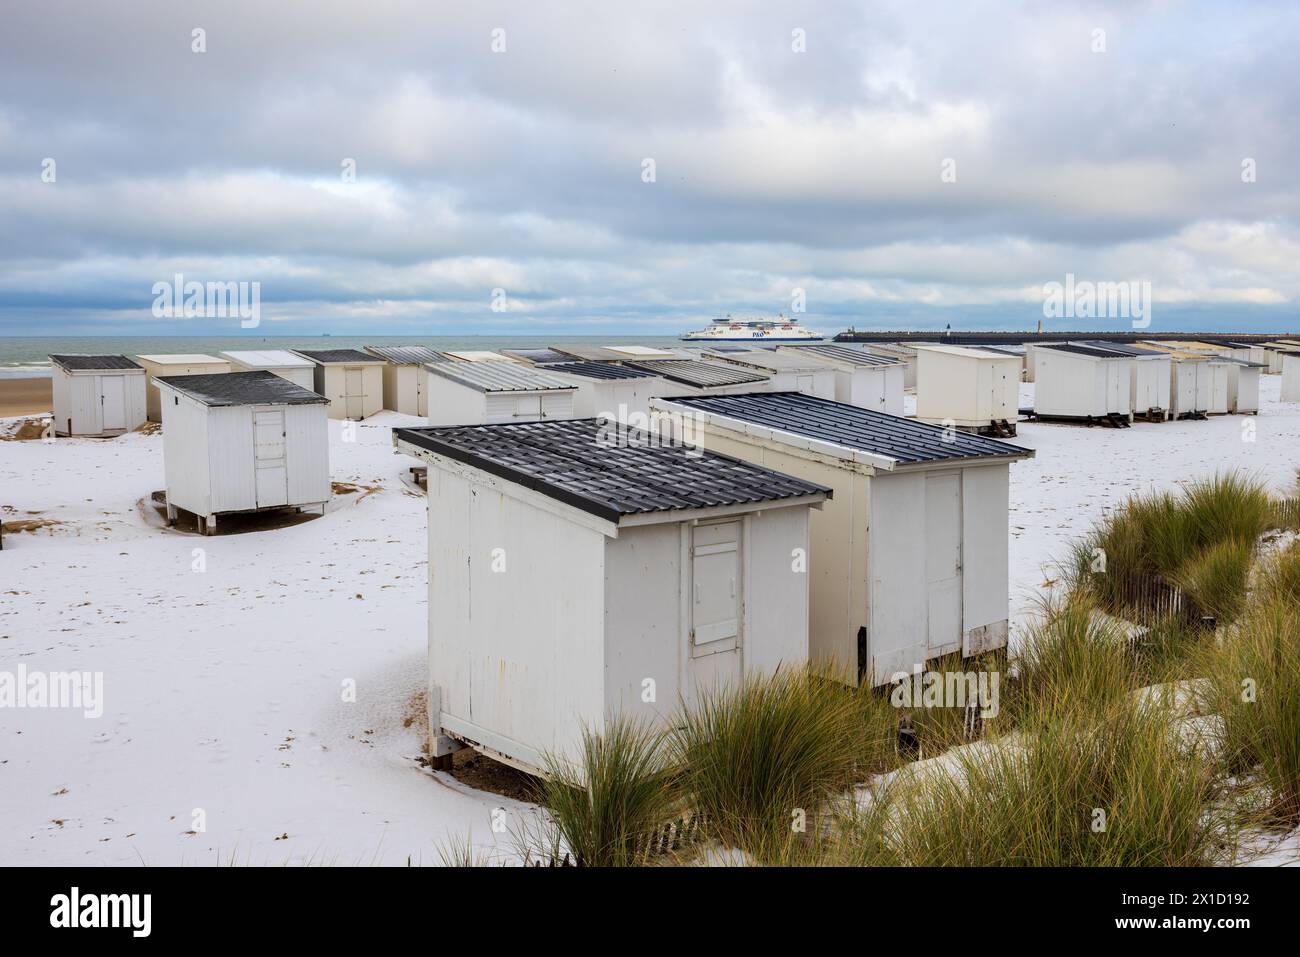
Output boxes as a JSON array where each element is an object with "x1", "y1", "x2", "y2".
[{"x1": 0, "y1": 335, "x2": 695, "y2": 377}]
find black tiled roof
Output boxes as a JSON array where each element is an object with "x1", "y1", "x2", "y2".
[
  {"x1": 393, "y1": 418, "x2": 830, "y2": 523},
  {"x1": 294, "y1": 349, "x2": 383, "y2": 364},
  {"x1": 549, "y1": 361, "x2": 658, "y2": 380},
  {"x1": 364, "y1": 345, "x2": 445, "y2": 365},
  {"x1": 50, "y1": 354, "x2": 142, "y2": 372},
  {"x1": 660, "y1": 392, "x2": 1033, "y2": 466},
  {"x1": 155, "y1": 370, "x2": 327, "y2": 407},
  {"x1": 624, "y1": 359, "x2": 769, "y2": 388}
]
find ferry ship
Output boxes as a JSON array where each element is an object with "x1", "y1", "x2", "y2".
[{"x1": 681, "y1": 314, "x2": 823, "y2": 342}]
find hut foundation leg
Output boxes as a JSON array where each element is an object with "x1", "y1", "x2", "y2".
[
  {"x1": 204, "y1": 514, "x2": 216, "y2": 536},
  {"x1": 165, "y1": 502, "x2": 177, "y2": 526}
]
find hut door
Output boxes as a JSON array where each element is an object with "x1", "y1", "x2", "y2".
[
  {"x1": 99, "y1": 376, "x2": 126, "y2": 431},
  {"x1": 416, "y1": 369, "x2": 427, "y2": 417},
  {"x1": 688, "y1": 521, "x2": 742, "y2": 691},
  {"x1": 344, "y1": 368, "x2": 365, "y2": 420},
  {"x1": 253, "y1": 409, "x2": 289, "y2": 508},
  {"x1": 924, "y1": 472, "x2": 963, "y2": 656}
]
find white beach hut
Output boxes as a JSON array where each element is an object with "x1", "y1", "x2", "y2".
[
  {"x1": 856, "y1": 342, "x2": 920, "y2": 389},
  {"x1": 293, "y1": 349, "x2": 385, "y2": 421},
  {"x1": 651, "y1": 392, "x2": 1034, "y2": 686},
  {"x1": 1279, "y1": 351, "x2": 1300, "y2": 403},
  {"x1": 1223, "y1": 359, "x2": 1264, "y2": 414},
  {"x1": 1129, "y1": 344, "x2": 1215, "y2": 418},
  {"x1": 1264, "y1": 342, "x2": 1300, "y2": 375},
  {"x1": 48, "y1": 354, "x2": 148, "y2": 437},
  {"x1": 363, "y1": 345, "x2": 446, "y2": 417},
  {"x1": 704, "y1": 348, "x2": 837, "y2": 400},
  {"x1": 135, "y1": 354, "x2": 232, "y2": 422},
  {"x1": 1029, "y1": 343, "x2": 1134, "y2": 424},
  {"x1": 219, "y1": 350, "x2": 316, "y2": 390},
  {"x1": 1073, "y1": 341, "x2": 1172, "y2": 421},
  {"x1": 777, "y1": 344, "x2": 906, "y2": 414},
  {"x1": 156, "y1": 371, "x2": 330, "y2": 535},
  {"x1": 914, "y1": 345, "x2": 1021, "y2": 435},
  {"x1": 424, "y1": 361, "x2": 578, "y2": 426},
  {"x1": 543, "y1": 362, "x2": 667, "y2": 425},
  {"x1": 392, "y1": 418, "x2": 830, "y2": 773}
]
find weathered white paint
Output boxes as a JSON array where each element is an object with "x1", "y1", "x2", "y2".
[
  {"x1": 858, "y1": 343, "x2": 919, "y2": 389},
  {"x1": 50, "y1": 363, "x2": 147, "y2": 437},
  {"x1": 1226, "y1": 363, "x2": 1261, "y2": 414},
  {"x1": 1129, "y1": 353, "x2": 1172, "y2": 419},
  {"x1": 778, "y1": 349, "x2": 906, "y2": 413},
  {"x1": 158, "y1": 383, "x2": 330, "y2": 522},
  {"x1": 914, "y1": 345, "x2": 1020, "y2": 427},
  {"x1": 1030, "y1": 346, "x2": 1133, "y2": 420},
  {"x1": 424, "y1": 369, "x2": 577, "y2": 426},
  {"x1": 542, "y1": 370, "x2": 670, "y2": 424},
  {"x1": 651, "y1": 399, "x2": 1026, "y2": 686},
  {"x1": 403, "y1": 439, "x2": 817, "y2": 773},
  {"x1": 1281, "y1": 354, "x2": 1300, "y2": 403},
  {"x1": 373, "y1": 362, "x2": 425, "y2": 416},
  {"x1": 135, "y1": 355, "x2": 231, "y2": 422},
  {"x1": 303, "y1": 361, "x2": 383, "y2": 420}
]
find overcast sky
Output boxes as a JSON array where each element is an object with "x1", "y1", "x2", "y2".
[{"x1": 1, "y1": 0, "x2": 1298, "y2": 336}]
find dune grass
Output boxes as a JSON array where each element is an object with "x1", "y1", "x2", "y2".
[
  {"x1": 840, "y1": 696, "x2": 1234, "y2": 867},
  {"x1": 530, "y1": 717, "x2": 679, "y2": 867},
  {"x1": 1074, "y1": 473, "x2": 1272, "y2": 625},
  {"x1": 670, "y1": 667, "x2": 867, "y2": 857},
  {"x1": 999, "y1": 594, "x2": 1134, "y2": 727},
  {"x1": 1196, "y1": 595, "x2": 1300, "y2": 827}
]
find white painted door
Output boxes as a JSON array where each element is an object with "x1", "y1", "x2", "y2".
[
  {"x1": 253, "y1": 409, "x2": 289, "y2": 508},
  {"x1": 344, "y1": 368, "x2": 365, "y2": 420},
  {"x1": 688, "y1": 521, "x2": 742, "y2": 692},
  {"x1": 925, "y1": 472, "x2": 963, "y2": 657},
  {"x1": 515, "y1": 394, "x2": 542, "y2": 419},
  {"x1": 416, "y1": 369, "x2": 427, "y2": 417},
  {"x1": 795, "y1": 374, "x2": 814, "y2": 395},
  {"x1": 99, "y1": 375, "x2": 126, "y2": 431}
]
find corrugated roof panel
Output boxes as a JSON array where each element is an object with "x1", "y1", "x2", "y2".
[
  {"x1": 548, "y1": 362, "x2": 659, "y2": 380},
  {"x1": 364, "y1": 345, "x2": 446, "y2": 365},
  {"x1": 156, "y1": 370, "x2": 326, "y2": 407},
  {"x1": 49, "y1": 354, "x2": 143, "y2": 372},
  {"x1": 294, "y1": 349, "x2": 383, "y2": 364},
  {"x1": 704, "y1": 349, "x2": 833, "y2": 372},
  {"x1": 1072, "y1": 340, "x2": 1168, "y2": 358},
  {"x1": 427, "y1": 360, "x2": 579, "y2": 393},
  {"x1": 776, "y1": 344, "x2": 901, "y2": 367},
  {"x1": 624, "y1": 359, "x2": 770, "y2": 388},
  {"x1": 219, "y1": 350, "x2": 314, "y2": 368},
  {"x1": 393, "y1": 418, "x2": 830, "y2": 523},
  {"x1": 661, "y1": 392, "x2": 1033, "y2": 466},
  {"x1": 500, "y1": 348, "x2": 574, "y2": 365},
  {"x1": 1034, "y1": 343, "x2": 1131, "y2": 359},
  {"x1": 136, "y1": 354, "x2": 227, "y2": 365}
]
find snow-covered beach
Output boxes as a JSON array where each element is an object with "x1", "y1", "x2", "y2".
[{"x1": 2, "y1": 377, "x2": 1298, "y2": 866}]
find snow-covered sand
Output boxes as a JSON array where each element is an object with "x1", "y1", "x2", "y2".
[{"x1": 1, "y1": 378, "x2": 1297, "y2": 866}]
